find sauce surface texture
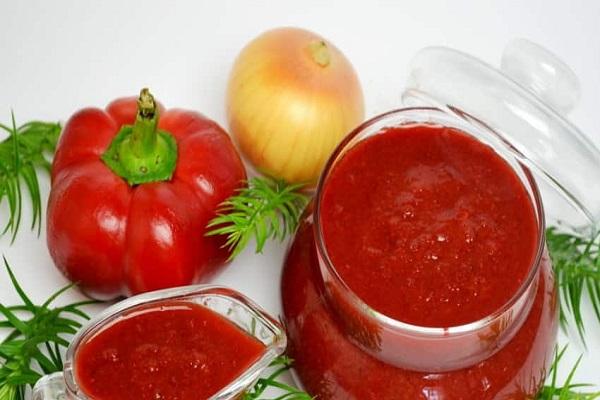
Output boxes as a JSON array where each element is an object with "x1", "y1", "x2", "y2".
[
  {"x1": 320, "y1": 124, "x2": 538, "y2": 327},
  {"x1": 75, "y1": 301, "x2": 265, "y2": 400}
]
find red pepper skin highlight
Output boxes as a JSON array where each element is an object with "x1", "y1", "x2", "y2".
[{"x1": 47, "y1": 92, "x2": 246, "y2": 299}]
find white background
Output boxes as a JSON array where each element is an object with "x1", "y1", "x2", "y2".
[{"x1": 1, "y1": 0, "x2": 600, "y2": 396}]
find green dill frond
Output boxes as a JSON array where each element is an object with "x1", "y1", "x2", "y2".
[
  {"x1": 546, "y1": 227, "x2": 600, "y2": 344},
  {"x1": 206, "y1": 177, "x2": 310, "y2": 260},
  {"x1": 0, "y1": 257, "x2": 94, "y2": 400},
  {"x1": 0, "y1": 114, "x2": 61, "y2": 243},
  {"x1": 537, "y1": 346, "x2": 600, "y2": 399},
  {"x1": 243, "y1": 356, "x2": 313, "y2": 400}
]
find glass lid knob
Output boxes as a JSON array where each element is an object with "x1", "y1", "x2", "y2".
[{"x1": 501, "y1": 38, "x2": 581, "y2": 115}]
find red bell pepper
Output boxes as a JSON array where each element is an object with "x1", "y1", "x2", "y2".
[{"x1": 47, "y1": 89, "x2": 246, "y2": 299}]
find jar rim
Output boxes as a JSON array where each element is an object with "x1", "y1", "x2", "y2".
[{"x1": 313, "y1": 106, "x2": 546, "y2": 337}]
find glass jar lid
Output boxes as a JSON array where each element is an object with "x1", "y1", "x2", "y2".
[{"x1": 403, "y1": 39, "x2": 600, "y2": 233}]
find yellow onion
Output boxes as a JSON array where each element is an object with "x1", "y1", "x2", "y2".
[{"x1": 227, "y1": 27, "x2": 365, "y2": 184}]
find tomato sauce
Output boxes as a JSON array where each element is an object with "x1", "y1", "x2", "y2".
[
  {"x1": 282, "y1": 212, "x2": 556, "y2": 399},
  {"x1": 75, "y1": 301, "x2": 265, "y2": 400},
  {"x1": 282, "y1": 123, "x2": 558, "y2": 399},
  {"x1": 320, "y1": 124, "x2": 538, "y2": 327}
]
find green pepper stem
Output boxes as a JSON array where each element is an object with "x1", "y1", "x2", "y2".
[
  {"x1": 130, "y1": 88, "x2": 159, "y2": 157},
  {"x1": 101, "y1": 88, "x2": 178, "y2": 186}
]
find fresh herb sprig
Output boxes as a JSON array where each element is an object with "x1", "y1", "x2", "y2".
[
  {"x1": 0, "y1": 258, "x2": 94, "y2": 400},
  {"x1": 546, "y1": 227, "x2": 600, "y2": 343},
  {"x1": 243, "y1": 355, "x2": 312, "y2": 400},
  {"x1": 0, "y1": 114, "x2": 61, "y2": 243},
  {"x1": 206, "y1": 177, "x2": 309, "y2": 260},
  {"x1": 538, "y1": 346, "x2": 600, "y2": 399}
]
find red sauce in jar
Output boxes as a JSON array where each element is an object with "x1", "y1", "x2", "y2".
[
  {"x1": 75, "y1": 301, "x2": 265, "y2": 400},
  {"x1": 320, "y1": 124, "x2": 539, "y2": 327},
  {"x1": 282, "y1": 123, "x2": 558, "y2": 399}
]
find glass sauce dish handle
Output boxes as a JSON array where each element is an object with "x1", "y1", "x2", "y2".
[{"x1": 32, "y1": 372, "x2": 70, "y2": 400}]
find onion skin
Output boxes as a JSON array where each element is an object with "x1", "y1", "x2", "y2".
[{"x1": 227, "y1": 27, "x2": 365, "y2": 184}]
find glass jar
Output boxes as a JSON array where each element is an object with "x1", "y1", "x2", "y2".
[
  {"x1": 32, "y1": 285, "x2": 286, "y2": 400},
  {"x1": 282, "y1": 40, "x2": 600, "y2": 399}
]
